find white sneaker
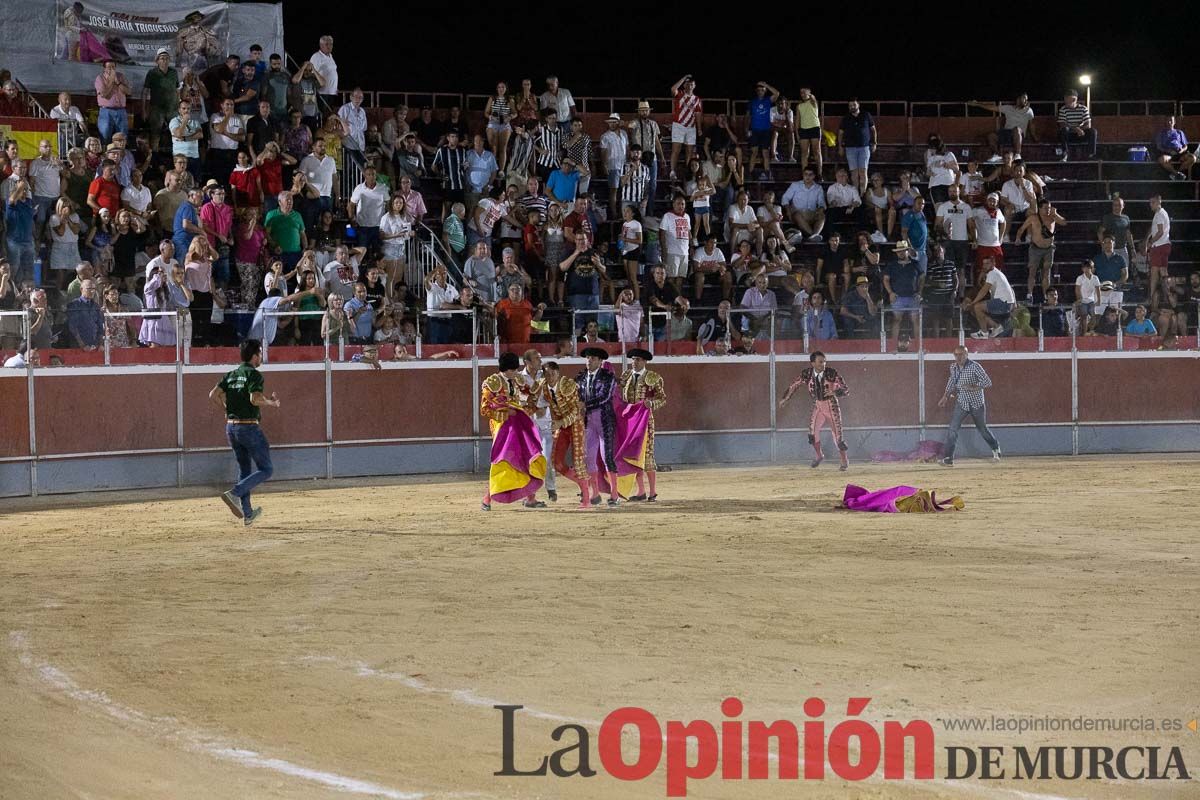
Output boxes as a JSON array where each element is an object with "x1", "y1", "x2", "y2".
[
  {"x1": 808, "y1": 234, "x2": 823, "y2": 243},
  {"x1": 985, "y1": 154, "x2": 1004, "y2": 163},
  {"x1": 870, "y1": 231, "x2": 888, "y2": 244},
  {"x1": 989, "y1": 325, "x2": 1004, "y2": 338},
  {"x1": 992, "y1": 448, "x2": 1002, "y2": 461},
  {"x1": 970, "y1": 330, "x2": 989, "y2": 339}
]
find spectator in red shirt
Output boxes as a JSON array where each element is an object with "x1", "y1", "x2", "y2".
[
  {"x1": 229, "y1": 149, "x2": 263, "y2": 210},
  {"x1": 87, "y1": 160, "x2": 123, "y2": 218},
  {"x1": 563, "y1": 195, "x2": 593, "y2": 250},
  {"x1": 256, "y1": 141, "x2": 295, "y2": 214},
  {"x1": 495, "y1": 283, "x2": 545, "y2": 344}
]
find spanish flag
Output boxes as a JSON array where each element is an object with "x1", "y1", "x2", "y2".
[{"x1": 0, "y1": 117, "x2": 60, "y2": 159}]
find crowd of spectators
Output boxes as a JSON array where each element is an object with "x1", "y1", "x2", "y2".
[{"x1": 1, "y1": 49, "x2": 1197, "y2": 363}]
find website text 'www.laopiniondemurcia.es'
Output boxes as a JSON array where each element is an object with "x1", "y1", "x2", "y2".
[{"x1": 495, "y1": 698, "x2": 1194, "y2": 797}]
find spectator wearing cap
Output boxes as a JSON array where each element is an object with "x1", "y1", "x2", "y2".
[
  {"x1": 142, "y1": 48, "x2": 179, "y2": 152},
  {"x1": 883, "y1": 239, "x2": 924, "y2": 342},
  {"x1": 199, "y1": 184, "x2": 234, "y2": 284},
  {"x1": 628, "y1": 101, "x2": 664, "y2": 214},
  {"x1": 600, "y1": 113, "x2": 628, "y2": 217},
  {"x1": 1057, "y1": 89, "x2": 1096, "y2": 162},
  {"x1": 169, "y1": 98, "x2": 204, "y2": 178},
  {"x1": 546, "y1": 158, "x2": 581, "y2": 205},
  {"x1": 841, "y1": 275, "x2": 880, "y2": 337},
  {"x1": 94, "y1": 59, "x2": 130, "y2": 144}
]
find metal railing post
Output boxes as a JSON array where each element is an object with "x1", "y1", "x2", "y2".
[
  {"x1": 261, "y1": 314, "x2": 270, "y2": 364},
  {"x1": 492, "y1": 314, "x2": 499, "y2": 358},
  {"x1": 103, "y1": 311, "x2": 112, "y2": 365},
  {"x1": 802, "y1": 310, "x2": 810, "y2": 353},
  {"x1": 1116, "y1": 309, "x2": 1124, "y2": 351},
  {"x1": 768, "y1": 309, "x2": 777, "y2": 463},
  {"x1": 880, "y1": 304, "x2": 888, "y2": 353},
  {"x1": 471, "y1": 308, "x2": 477, "y2": 359},
  {"x1": 324, "y1": 325, "x2": 334, "y2": 479},
  {"x1": 570, "y1": 309, "x2": 577, "y2": 347},
  {"x1": 23, "y1": 313, "x2": 37, "y2": 497},
  {"x1": 175, "y1": 314, "x2": 184, "y2": 488},
  {"x1": 917, "y1": 304, "x2": 924, "y2": 354},
  {"x1": 1038, "y1": 306, "x2": 1045, "y2": 352},
  {"x1": 957, "y1": 306, "x2": 966, "y2": 346}
]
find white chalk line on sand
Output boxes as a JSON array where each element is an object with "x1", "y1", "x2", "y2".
[
  {"x1": 300, "y1": 655, "x2": 1097, "y2": 800},
  {"x1": 6, "y1": 631, "x2": 486, "y2": 800}
]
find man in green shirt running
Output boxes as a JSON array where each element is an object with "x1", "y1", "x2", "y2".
[{"x1": 209, "y1": 339, "x2": 280, "y2": 525}]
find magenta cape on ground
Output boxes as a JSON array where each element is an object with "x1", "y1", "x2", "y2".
[
  {"x1": 842, "y1": 484, "x2": 921, "y2": 512},
  {"x1": 489, "y1": 412, "x2": 546, "y2": 504}
]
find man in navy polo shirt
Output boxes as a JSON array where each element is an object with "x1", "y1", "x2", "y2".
[
  {"x1": 884, "y1": 240, "x2": 924, "y2": 344},
  {"x1": 746, "y1": 81, "x2": 780, "y2": 180},
  {"x1": 838, "y1": 99, "x2": 876, "y2": 193}
]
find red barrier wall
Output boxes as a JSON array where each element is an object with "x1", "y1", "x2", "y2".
[
  {"x1": 9, "y1": 356, "x2": 1198, "y2": 466},
  {"x1": 35, "y1": 373, "x2": 176, "y2": 455},
  {"x1": 1078, "y1": 359, "x2": 1200, "y2": 422},
  {"x1": 0, "y1": 376, "x2": 31, "y2": 457}
]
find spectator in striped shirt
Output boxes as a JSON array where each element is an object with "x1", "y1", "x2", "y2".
[
  {"x1": 938, "y1": 344, "x2": 1001, "y2": 466},
  {"x1": 518, "y1": 175, "x2": 549, "y2": 220},
  {"x1": 629, "y1": 101, "x2": 665, "y2": 215},
  {"x1": 432, "y1": 131, "x2": 466, "y2": 217},
  {"x1": 669, "y1": 75, "x2": 702, "y2": 181},
  {"x1": 534, "y1": 109, "x2": 562, "y2": 181},
  {"x1": 620, "y1": 144, "x2": 651, "y2": 216},
  {"x1": 1056, "y1": 90, "x2": 1096, "y2": 161},
  {"x1": 506, "y1": 119, "x2": 536, "y2": 189}
]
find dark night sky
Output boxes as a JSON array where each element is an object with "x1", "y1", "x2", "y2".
[{"x1": 281, "y1": 4, "x2": 1191, "y2": 106}]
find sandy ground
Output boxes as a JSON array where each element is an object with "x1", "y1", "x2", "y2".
[{"x1": 1, "y1": 456, "x2": 1198, "y2": 800}]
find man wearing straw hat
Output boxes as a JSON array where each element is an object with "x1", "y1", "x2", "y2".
[
  {"x1": 883, "y1": 238, "x2": 924, "y2": 343},
  {"x1": 628, "y1": 101, "x2": 664, "y2": 214}
]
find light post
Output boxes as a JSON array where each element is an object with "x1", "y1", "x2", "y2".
[{"x1": 1079, "y1": 74, "x2": 1092, "y2": 108}]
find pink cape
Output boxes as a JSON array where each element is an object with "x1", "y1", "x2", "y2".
[
  {"x1": 593, "y1": 363, "x2": 651, "y2": 494},
  {"x1": 489, "y1": 411, "x2": 546, "y2": 504},
  {"x1": 842, "y1": 484, "x2": 963, "y2": 513}
]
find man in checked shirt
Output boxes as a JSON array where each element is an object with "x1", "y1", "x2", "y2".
[{"x1": 938, "y1": 345, "x2": 1001, "y2": 466}]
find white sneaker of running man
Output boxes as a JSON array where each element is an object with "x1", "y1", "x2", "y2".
[{"x1": 992, "y1": 448, "x2": 1002, "y2": 461}]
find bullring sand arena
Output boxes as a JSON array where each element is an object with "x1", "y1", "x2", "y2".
[{"x1": 1, "y1": 456, "x2": 1197, "y2": 799}]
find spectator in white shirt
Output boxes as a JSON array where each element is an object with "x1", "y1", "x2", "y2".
[
  {"x1": 691, "y1": 234, "x2": 731, "y2": 301},
  {"x1": 309, "y1": 35, "x2": 338, "y2": 100},
  {"x1": 825, "y1": 167, "x2": 861, "y2": 226},
  {"x1": 780, "y1": 167, "x2": 826, "y2": 242},
  {"x1": 935, "y1": 183, "x2": 973, "y2": 286},
  {"x1": 348, "y1": 166, "x2": 389, "y2": 255},
  {"x1": 49, "y1": 92, "x2": 88, "y2": 137},
  {"x1": 539, "y1": 75, "x2": 575, "y2": 136},
  {"x1": 925, "y1": 134, "x2": 960, "y2": 204},
  {"x1": 299, "y1": 137, "x2": 338, "y2": 224},
  {"x1": 660, "y1": 194, "x2": 693, "y2": 294},
  {"x1": 968, "y1": 193, "x2": 1007, "y2": 277},
  {"x1": 599, "y1": 113, "x2": 628, "y2": 217},
  {"x1": 1145, "y1": 194, "x2": 1171, "y2": 310},
  {"x1": 1074, "y1": 258, "x2": 1102, "y2": 330},
  {"x1": 970, "y1": 95, "x2": 1034, "y2": 161},
  {"x1": 965, "y1": 257, "x2": 1016, "y2": 338},
  {"x1": 999, "y1": 162, "x2": 1036, "y2": 236},
  {"x1": 724, "y1": 190, "x2": 762, "y2": 254}
]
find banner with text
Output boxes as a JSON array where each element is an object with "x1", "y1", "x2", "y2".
[{"x1": 55, "y1": 1, "x2": 230, "y2": 71}]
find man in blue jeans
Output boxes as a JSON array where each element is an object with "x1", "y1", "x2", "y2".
[
  {"x1": 938, "y1": 344, "x2": 1001, "y2": 466},
  {"x1": 210, "y1": 339, "x2": 279, "y2": 525}
]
